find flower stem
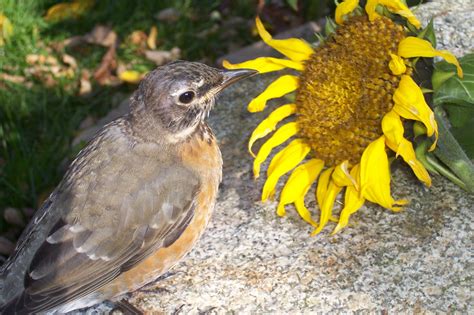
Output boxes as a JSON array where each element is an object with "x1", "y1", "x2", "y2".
[{"x1": 433, "y1": 107, "x2": 474, "y2": 193}]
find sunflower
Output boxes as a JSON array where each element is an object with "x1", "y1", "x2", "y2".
[{"x1": 224, "y1": 0, "x2": 463, "y2": 235}]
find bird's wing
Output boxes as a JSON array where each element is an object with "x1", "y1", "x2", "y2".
[{"x1": 10, "y1": 124, "x2": 201, "y2": 313}]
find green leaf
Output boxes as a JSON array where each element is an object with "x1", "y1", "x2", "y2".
[
  {"x1": 450, "y1": 114, "x2": 474, "y2": 158},
  {"x1": 416, "y1": 18, "x2": 436, "y2": 47},
  {"x1": 433, "y1": 53, "x2": 474, "y2": 107},
  {"x1": 286, "y1": 0, "x2": 298, "y2": 11},
  {"x1": 433, "y1": 53, "x2": 474, "y2": 158},
  {"x1": 324, "y1": 17, "x2": 337, "y2": 37}
]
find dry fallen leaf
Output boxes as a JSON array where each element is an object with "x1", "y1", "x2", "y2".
[
  {"x1": 144, "y1": 47, "x2": 181, "y2": 65},
  {"x1": 62, "y1": 54, "x2": 77, "y2": 69},
  {"x1": 155, "y1": 7, "x2": 180, "y2": 23},
  {"x1": 119, "y1": 70, "x2": 144, "y2": 84},
  {"x1": 79, "y1": 69, "x2": 92, "y2": 95},
  {"x1": 93, "y1": 44, "x2": 118, "y2": 85},
  {"x1": 128, "y1": 30, "x2": 148, "y2": 52},
  {"x1": 147, "y1": 26, "x2": 158, "y2": 50},
  {"x1": 0, "y1": 13, "x2": 13, "y2": 46},
  {"x1": 0, "y1": 73, "x2": 27, "y2": 84},
  {"x1": 44, "y1": 0, "x2": 94, "y2": 22},
  {"x1": 64, "y1": 25, "x2": 118, "y2": 49}
]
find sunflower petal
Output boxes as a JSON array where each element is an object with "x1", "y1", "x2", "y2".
[
  {"x1": 255, "y1": 17, "x2": 313, "y2": 62},
  {"x1": 332, "y1": 160, "x2": 358, "y2": 188},
  {"x1": 398, "y1": 37, "x2": 463, "y2": 77},
  {"x1": 262, "y1": 139, "x2": 311, "y2": 201},
  {"x1": 332, "y1": 164, "x2": 365, "y2": 234},
  {"x1": 389, "y1": 53, "x2": 406, "y2": 75},
  {"x1": 294, "y1": 199, "x2": 318, "y2": 227},
  {"x1": 312, "y1": 179, "x2": 342, "y2": 235},
  {"x1": 316, "y1": 167, "x2": 334, "y2": 209},
  {"x1": 253, "y1": 122, "x2": 299, "y2": 178},
  {"x1": 359, "y1": 137, "x2": 395, "y2": 209},
  {"x1": 248, "y1": 75, "x2": 299, "y2": 112},
  {"x1": 222, "y1": 57, "x2": 303, "y2": 74},
  {"x1": 278, "y1": 159, "x2": 324, "y2": 213},
  {"x1": 393, "y1": 75, "x2": 438, "y2": 151},
  {"x1": 366, "y1": 0, "x2": 421, "y2": 28},
  {"x1": 335, "y1": 0, "x2": 360, "y2": 25},
  {"x1": 277, "y1": 159, "x2": 324, "y2": 225},
  {"x1": 382, "y1": 111, "x2": 431, "y2": 186},
  {"x1": 249, "y1": 104, "x2": 297, "y2": 157}
]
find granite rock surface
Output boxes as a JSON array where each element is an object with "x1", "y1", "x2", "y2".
[{"x1": 87, "y1": 0, "x2": 473, "y2": 313}]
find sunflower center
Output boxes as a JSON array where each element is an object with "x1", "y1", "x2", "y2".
[{"x1": 296, "y1": 16, "x2": 405, "y2": 166}]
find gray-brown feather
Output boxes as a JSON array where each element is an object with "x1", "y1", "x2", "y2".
[{"x1": 1, "y1": 118, "x2": 201, "y2": 313}]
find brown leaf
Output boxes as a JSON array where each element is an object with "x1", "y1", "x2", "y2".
[
  {"x1": 0, "y1": 236, "x2": 14, "y2": 256},
  {"x1": 144, "y1": 47, "x2": 181, "y2": 65},
  {"x1": 62, "y1": 54, "x2": 77, "y2": 69},
  {"x1": 84, "y1": 25, "x2": 117, "y2": 47},
  {"x1": 3, "y1": 207, "x2": 25, "y2": 227},
  {"x1": 128, "y1": 30, "x2": 148, "y2": 47},
  {"x1": 93, "y1": 44, "x2": 118, "y2": 85},
  {"x1": 0, "y1": 73, "x2": 26, "y2": 84},
  {"x1": 64, "y1": 24, "x2": 118, "y2": 49},
  {"x1": 155, "y1": 8, "x2": 180, "y2": 23},
  {"x1": 79, "y1": 69, "x2": 92, "y2": 95}
]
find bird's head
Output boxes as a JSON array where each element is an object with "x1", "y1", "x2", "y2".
[{"x1": 130, "y1": 60, "x2": 256, "y2": 139}]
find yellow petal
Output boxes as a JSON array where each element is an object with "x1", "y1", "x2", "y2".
[
  {"x1": 366, "y1": 0, "x2": 421, "y2": 28},
  {"x1": 331, "y1": 160, "x2": 358, "y2": 188},
  {"x1": 262, "y1": 139, "x2": 311, "y2": 201},
  {"x1": 316, "y1": 167, "x2": 334, "y2": 210},
  {"x1": 223, "y1": 57, "x2": 303, "y2": 74},
  {"x1": 119, "y1": 70, "x2": 144, "y2": 84},
  {"x1": 382, "y1": 111, "x2": 431, "y2": 186},
  {"x1": 393, "y1": 75, "x2": 438, "y2": 151},
  {"x1": 312, "y1": 179, "x2": 342, "y2": 235},
  {"x1": 255, "y1": 17, "x2": 313, "y2": 62},
  {"x1": 332, "y1": 164, "x2": 365, "y2": 234},
  {"x1": 248, "y1": 75, "x2": 298, "y2": 112},
  {"x1": 277, "y1": 159, "x2": 324, "y2": 227},
  {"x1": 398, "y1": 37, "x2": 463, "y2": 78},
  {"x1": 253, "y1": 122, "x2": 299, "y2": 178},
  {"x1": 335, "y1": 0, "x2": 360, "y2": 24},
  {"x1": 294, "y1": 199, "x2": 318, "y2": 227},
  {"x1": 359, "y1": 136, "x2": 396, "y2": 209},
  {"x1": 248, "y1": 104, "x2": 297, "y2": 157},
  {"x1": 389, "y1": 53, "x2": 406, "y2": 75}
]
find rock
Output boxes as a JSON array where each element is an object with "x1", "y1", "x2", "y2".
[{"x1": 81, "y1": 0, "x2": 474, "y2": 312}]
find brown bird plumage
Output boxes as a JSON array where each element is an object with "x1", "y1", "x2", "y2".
[{"x1": 0, "y1": 61, "x2": 255, "y2": 313}]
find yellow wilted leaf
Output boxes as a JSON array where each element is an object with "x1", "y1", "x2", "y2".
[
  {"x1": 45, "y1": 0, "x2": 94, "y2": 22},
  {"x1": 0, "y1": 13, "x2": 14, "y2": 46},
  {"x1": 147, "y1": 26, "x2": 158, "y2": 49},
  {"x1": 119, "y1": 70, "x2": 145, "y2": 84}
]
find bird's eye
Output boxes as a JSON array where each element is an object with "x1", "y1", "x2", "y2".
[{"x1": 178, "y1": 91, "x2": 195, "y2": 104}]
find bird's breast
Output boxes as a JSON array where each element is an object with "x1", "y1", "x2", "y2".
[{"x1": 98, "y1": 132, "x2": 222, "y2": 297}]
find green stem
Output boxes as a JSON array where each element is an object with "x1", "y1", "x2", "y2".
[
  {"x1": 425, "y1": 154, "x2": 467, "y2": 190},
  {"x1": 433, "y1": 107, "x2": 474, "y2": 193}
]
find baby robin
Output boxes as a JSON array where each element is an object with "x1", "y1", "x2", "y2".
[{"x1": 0, "y1": 61, "x2": 255, "y2": 313}]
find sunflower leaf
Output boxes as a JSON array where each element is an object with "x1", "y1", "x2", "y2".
[
  {"x1": 432, "y1": 53, "x2": 474, "y2": 158},
  {"x1": 433, "y1": 53, "x2": 474, "y2": 107}
]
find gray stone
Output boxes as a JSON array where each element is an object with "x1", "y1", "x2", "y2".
[{"x1": 90, "y1": 0, "x2": 473, "y2": 313}]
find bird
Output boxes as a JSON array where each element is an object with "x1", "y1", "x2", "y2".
[{"x1": 0, "y1": 60, "x2": 256, "y2": 314}]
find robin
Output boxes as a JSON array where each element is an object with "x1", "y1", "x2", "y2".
[{"x1": 0, "y1": 61, "x2": 256, "y2": 313}]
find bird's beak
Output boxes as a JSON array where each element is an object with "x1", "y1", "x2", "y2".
[{"x1": 219, "y1": 68, "x2": 258, "y2": 91}]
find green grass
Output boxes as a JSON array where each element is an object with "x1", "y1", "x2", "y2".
[{"x1": 0, "y1": 0, "x2": 258, "y2": 233}]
